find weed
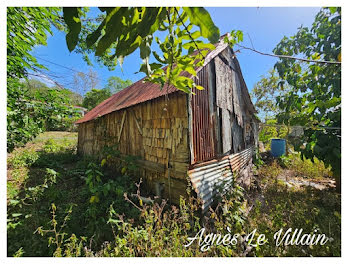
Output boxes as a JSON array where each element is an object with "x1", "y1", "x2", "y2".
[
  {"x1": 287, "y1": 153, "x2": 332, "y2": 179},
  {"x1": 8, "y1": 148, "x2": 39, "y2": 169},
  {"x1": 7, "y1": 132, "x2": 341, "y2": 257},
  {"x1": 35, "y1": 203, "x2": 87, "y2": 257}
]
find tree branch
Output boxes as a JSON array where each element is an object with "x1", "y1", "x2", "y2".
[
  {"x1": 174, "y1": 8, "x2": 203, "y2": 58},
  {"x1": 236, "y1": 44, "x2": 341, "y2": 65}
]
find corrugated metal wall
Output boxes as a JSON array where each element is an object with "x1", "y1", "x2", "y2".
[
  {"x1": 188, "y1": 146, "x2": 253, "y2": 211},
  {"x1": 191, "y1": 65, "x2": 216, "y2": 163}
]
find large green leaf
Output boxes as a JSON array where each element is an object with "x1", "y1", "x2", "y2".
[
  {"x1": 63, "y1": 7, "x2": 82, "y2": 52},
  {"x1": 182, "y1": 7, "x2": 220, "y2": 43},
  {"x1": 95, "y1": 8, "x2": 128, "y2": 56}
]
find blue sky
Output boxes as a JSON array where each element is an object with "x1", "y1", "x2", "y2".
[{"x1": 31, "y1": 7, "x2": 321, "y2": 97}]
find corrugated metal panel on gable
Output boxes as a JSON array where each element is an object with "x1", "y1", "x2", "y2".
[{"x1": 191, "y1": 65, "x2": 216, "y2": 163}]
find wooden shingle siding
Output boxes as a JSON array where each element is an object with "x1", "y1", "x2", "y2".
[{"x1": 77, "y1": 92, "x2": 190, "y2": 201}]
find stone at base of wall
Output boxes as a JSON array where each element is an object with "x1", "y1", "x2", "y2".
[{"x1": 236, "y1": 159, "x2": 254, "y2": 189}]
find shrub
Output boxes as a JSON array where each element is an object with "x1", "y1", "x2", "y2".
[{"x1": 8, "y1": 148, "x2": 39, "y2": 169}]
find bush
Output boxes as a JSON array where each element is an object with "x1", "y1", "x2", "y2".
[
  {"x1": 46, "y1": 116, "x2": 80, "y2": 132},
  {"x1": 8, "y1": 148, "x2": 39, "y2": 169},
  {"x1": 7, "y1": 134, "x2": 340, "y2": 257},
  {"x1": 7, "y1": 78, "x2": 81, "y2": 152},
  {"x1": 287, "y1": 153, "x2": 332, "y2": 179},
  {"x1": 7, "y1": 78, "x2": 46, "y2": 152}
]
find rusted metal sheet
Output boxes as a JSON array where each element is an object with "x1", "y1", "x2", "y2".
[
  {"x1": 188, "y1": 146, "x2": 253, "y2": 211},
  {"x1": 77, "y1": 41, "x2": 255, "y2": 126},
  {"x1": 191, "y1": 65, "x2": 216, "y2": 163},
  {"x1": 76, "y1": 69, "x2": 191, "y2": 124},
  {"x1": 76, "y1": 40, "x2": 229, "y2": 125}
]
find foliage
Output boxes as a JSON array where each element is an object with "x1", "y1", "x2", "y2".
[
  {"x1": 251, "y1": 69, "x2": 292, "y2": 121},
  {"x1": 258, "y1": 119, "x2": 287, "y2": 150},
  {"x1": 8, "y1": 148, "x2": 39, "y2": 170},
  {"x1": 251, "y1": 160, "x2": 340, "y2": 256},
  {"x1": 35, "y1": 204, "x2": 88, "y2": 257},
  {"x1": 104, "y1": 76, "x2": 132, "y2": 94},
  {"x1": 273, "y1": 7, "x2": 341, "y2": 189},
  {"x1": 46, "y1": 116, "x2": 80, "y2": 132},
  {"x1": 280, "y1": 153, "x2": 332, "y2": 179},
  {"x1": 7, "y1": 7, "x2": 82, "y2": 151},
  {"x1": 7, "y1": 7, "x2": 62, "y2": 79},
  {"x1": 7, "y1": 133, "x2": 140, "y2": 256},
  {"x1": 22, "y1": 78, "x2": 83, "y2": 106},
  {"x1": 82, "y1": 88, "x2": 112, "y2": 110},
  {"x1": 7, "y1": 79, "x2": 46, "y2": 151},
  {"x1": 7, "y1": 79, "x2": 81, "y2": 151},
  {"x1": 36, "y1": 88, "x2": 81, "y2": 131},
  {"x1": 7, "y1": 132, "x2": 340, "y2": 257},
  {"x1": 62, "y1": 7, "x2": 243, "y2": 93}
]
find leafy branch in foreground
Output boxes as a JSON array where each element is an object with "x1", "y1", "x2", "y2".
[
  {"x1": 7, "y1": 7, "x2": 62, "y2": 79},
  {"x1": 63, "y1": 7, "x2": 236, "y2": 93}
]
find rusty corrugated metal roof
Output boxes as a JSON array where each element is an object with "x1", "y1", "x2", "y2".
[
  {"x1": 76, "y1": 37, "x2": 252, "y2": 124},
  {"x1": 75, "y1": 72, "x2": 186, "y2": 124}
]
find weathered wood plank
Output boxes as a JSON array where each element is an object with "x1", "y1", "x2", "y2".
[
  {"x1": 118, "y1": 110, "x2": 127, "y2": 143},
  {"x1": 214, "y1": 56, "x2": 233, "y2": 112},
  {"x1": 221, "y1": 108, "x2": 232, "y2": 154}
]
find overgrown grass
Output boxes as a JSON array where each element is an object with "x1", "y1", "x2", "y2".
[
  {"x1": 286, "y1": 153, "x2": 332, "y2": 179},
  {"x1": 7, "y1": 132, "x2": 140, "y2": 256},
  {"x1": 249, "y1": 159, "x2": 340, "y2": 256},
  {"x1": 7, "y1": 132, "x2": 341, "y2": 257}
]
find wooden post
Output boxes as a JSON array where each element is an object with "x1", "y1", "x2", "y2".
[
  {"x1": 132, "y1": 110, "x2": 143, "y2": 136},
  {"x1": 118, "y1": 110, "x2": 126, "y2": 143}
]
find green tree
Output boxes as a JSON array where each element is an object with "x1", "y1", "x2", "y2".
[
  {"x1": 258, "y1": 119, "x2": 288, "y2": 150},
  {"x1": 82, "y1": 89, "x2": 112, "y2": 110},
  {"x1": 23, "y1": 78, "x2": 50, "y2": 95},
  {"x1": 7, "y1": 7, "x2": 69, "y2": 151},
  {"x1": 7, "y1": 79, "x2": 80, "y2": 151},
  {"x1": 7, "y1": 7, "x2": 62, "y2": 78},
  {"x1": 22, "y1": 79, "x2": 83, "y2": 106},
  {"x1": 252, "y1": 69, "x2": 291, "y2": 121},
  {"x1": 104, "y1": 76, "x2": 132, "y2": 94},
  {"x1": 273, "y1": 7, "x2": 341, "y2": 190}
]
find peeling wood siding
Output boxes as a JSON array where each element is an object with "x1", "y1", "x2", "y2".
[
  {"x1": 215, "y1": 56, "x2": 233, "y2": 112},
  {"x1": 190, "y1": 46, "x2": 256, "y2": 162},
  {"x1": 213, "y1": 48, "x2": 248, "y2": 154},
  {"x1": 231, "y1": 60, "x2": 244, "y2": 128},
  {"x1": 232, "y1": 114, "x2": 244, "y2": 153},
  {"x1": 251, "y1": 117, "x2": 260, "y2": 149},
  {"x1": 221, "y1": 108, "x2": 232, "y2": 154},
  {"x1": 77, "y1": 92, "x2": 190, "y2": 202}
]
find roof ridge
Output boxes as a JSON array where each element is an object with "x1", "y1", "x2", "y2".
[{"x1": 75, "y1": 37, "x2": 245, "y2": 124}]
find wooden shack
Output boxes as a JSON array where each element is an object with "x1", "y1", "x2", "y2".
[{"x1": 76, "y1": 37, "x2": 259, "y2": 211}]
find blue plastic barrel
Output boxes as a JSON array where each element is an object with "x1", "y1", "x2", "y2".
[{"x1": 271, "y1": 139, "x2": 286, "y2": 157}]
